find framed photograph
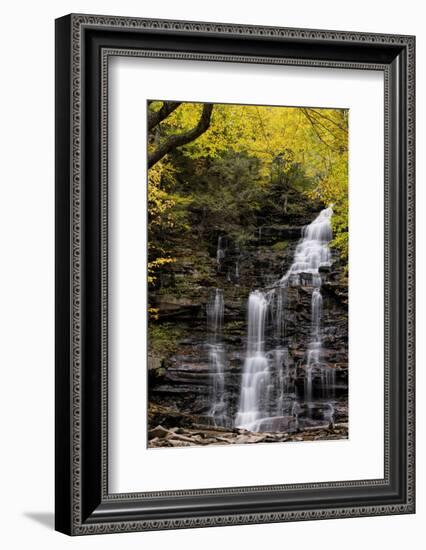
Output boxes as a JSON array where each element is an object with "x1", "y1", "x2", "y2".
[{"x1": 55, "y1": 14, "x2": 415, "y2": 535}]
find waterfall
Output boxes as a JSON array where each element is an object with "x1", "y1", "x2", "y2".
[
  {"x1": 207, "y1": 289, "x2": 228, "y2": 426},
  {"x1": 235, "y1": 207, "x2": 334, "y2": 432},
  {"x1": 235, "y1": 291, "x2": 270, "y2": 429}
]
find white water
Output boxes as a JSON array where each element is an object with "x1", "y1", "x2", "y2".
[
  {"x1": 305, "y1": 285, "x2": 336, "y2": 410},
  {"x1": 234, "y1": 291, "x2": 270, "y2": 428},
  {"x1": 235, "y1": 207, "x2": 335, "y2": 431},
  {"x1": 305, "y1": 288, "x2": 323, "y2": 406},
  {"x1": 216, "y1": 236, "x2": 225, "y2": 268},
  {"x1": 281, "y1": 207, "x2": 333, "y2": 286},
  {"x1": 207, "y1": 288, "x2": 228, "y2": 426}
]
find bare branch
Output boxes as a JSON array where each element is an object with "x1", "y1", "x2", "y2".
[
  {"x1": 301, "y1": 108, "x2": 341, "y2": 152},
  {"x1": 308, "y1": 108, "x2": 348, "y2": 133}
]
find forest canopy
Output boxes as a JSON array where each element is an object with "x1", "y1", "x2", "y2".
[{"x1": 147, "y1": 101, "x2": 349, "y2": 304}]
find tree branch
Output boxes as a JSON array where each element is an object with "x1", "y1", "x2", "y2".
[
  {"x1": 301, "y1": 108, "x2": 341, "y2": 152},
  {"x1": 308, "y1": 108, "x2": 348, "y2": 133},
  {"x1": 148, "y1": 101, "x2": 182, "y2": 131},
  {"x1": 148, "y1": 103, "x2": 214, "y2": 168}
]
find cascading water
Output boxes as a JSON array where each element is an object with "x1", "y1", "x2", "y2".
[
  {"x1": 274, "y1": 287, "x2": 286, "y2": 344},
  {"x1": 305, "y1": 288, "x2": 323, "y2": 408},
  {"x1": 274, "y1": 347, "x2": 292, "y2": 415},
  {"x1": 207, "y1": 288, "x2": 228, "y2": 426},
  {"x1": 234, "y1": 291, "x2": 270, "y2": 429},
  {"x1": 280, "y1": 207, "x2": 332, "y2": 287},
  {"x1": 216, "y1": 236, "x2": 225, "y2": 269},
  {"x1": 235, "y1": 207, "x2": 334, "y2": 432},
  {"x1": 311, "y1": 287, "x2": 323, "y2": 339}
]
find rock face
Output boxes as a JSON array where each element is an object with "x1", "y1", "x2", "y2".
[{"x1": 148, "y1": 205, "x2": 348, "y2": 445}]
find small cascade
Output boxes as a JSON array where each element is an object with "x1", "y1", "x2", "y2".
[
  {"x1": 323, "y1": 402, "x2": 335, "y2": 427},
  {"x1": 207, "y1": 289, "x2": 228, "y2": 426},
  {"x1": 311, "y1": 287, "x2": 323, "y2": 340},
  {"x1": 235, "y1": 260, "x2": 240, "y2": 280},
  {"x1": 305, "y1": 288, "x2": 323, "y2": 408},
  {"x1": 304, "y1": 275, "x2": 336, "y2": 416},
  {"x1": 235, "y1": 245, "x2": 241, "y2": 281},
  {"x1": 235, "y1": 207, "x2": 334, "y2": 432},
  {"x1": 273, "y1": 347, "x2": 292, "y2": 416},
  {"x1": 207, "y1": 287, "x2": 224, "y2": 336},
  {"x1": 217, "y1": 236, "x2": 241, "y2": 284},
  {"x1": 216, "y1": 236, "x2": 226, "y2": 270},
  {"x1": 273, "y1": 287, "x2": 286, "y2": 345}
]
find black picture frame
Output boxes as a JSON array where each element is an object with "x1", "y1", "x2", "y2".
[{"x1": 55, "y1": 13, "x2": 415, "y2": 535}]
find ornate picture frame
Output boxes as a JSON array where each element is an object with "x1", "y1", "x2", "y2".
[{"x1": 55, "y1": 13, "x2": 415, "y2": 535}]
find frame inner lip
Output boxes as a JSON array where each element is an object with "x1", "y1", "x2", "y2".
[{"x1": 101, "y1": 48, "x2": 390, "y2": 499}]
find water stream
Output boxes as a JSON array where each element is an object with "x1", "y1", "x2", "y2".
[
  {"x1": 234, "y1": 291, "x2": 270, "y2": 429},
  {"x1": 207, "y1": 288, "x2": 228, "y2": 426}
]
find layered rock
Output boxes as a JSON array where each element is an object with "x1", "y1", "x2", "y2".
[{"x1": 148, "y1": 207, "x2": 348, "y2": 442}]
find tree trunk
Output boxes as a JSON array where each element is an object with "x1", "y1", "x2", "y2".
[
  {"x1": 148, "y1": 101, "x2": 182, "y2": 131},
  {"x1": 148, "y1": 103, "x2": 213, "y2": 168}
]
